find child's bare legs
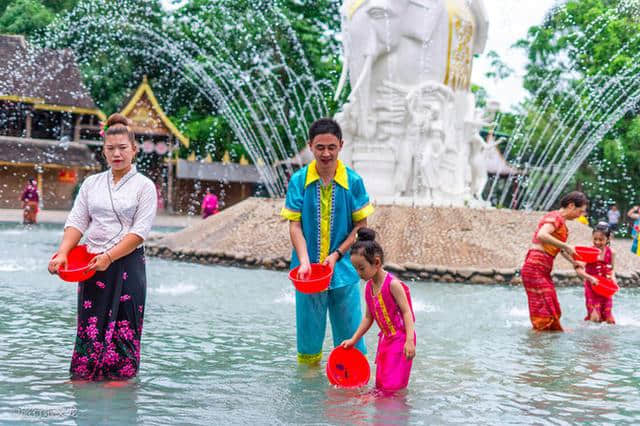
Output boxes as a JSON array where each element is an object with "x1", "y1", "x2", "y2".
[{"x1": 588, "y1": 309, "x2": 602, "y2": 322}]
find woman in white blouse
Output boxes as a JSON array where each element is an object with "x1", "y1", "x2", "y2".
[{"x1": 48, "y1": 113, "x2": 157, "y2": 381}]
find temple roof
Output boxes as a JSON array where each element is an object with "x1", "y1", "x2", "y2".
[
  {"x1": 120, "y1": 76, "x2": 189, "y2": 148},
  {"x1": 0, "y1": 35, "x2": 105, "y2": 120}
]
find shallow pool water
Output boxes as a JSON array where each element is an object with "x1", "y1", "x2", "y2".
[{"x1": 1, "y1": 224, "x2": 639, "y2": 425}]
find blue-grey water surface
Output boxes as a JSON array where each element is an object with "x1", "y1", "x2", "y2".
[{"x1": 1, "y1": 223, "x2": 639, "y2": 425}]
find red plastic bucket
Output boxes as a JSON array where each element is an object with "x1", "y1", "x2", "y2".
[
  {"x1": 53, "y1": 245, "x2": 98, "y2": 282},
  {"x1": 574, "y1": 246, "x2": 600, "y2": 263},
  {"x1": 593, "y1": 277, "x2": 619, "y2": 298},
  {"x1": 326, "y1": 346, "x2": 370, "y2": 388},
  {"x1": 288, "y1": 263, "x2": 332, "y2": 294}
]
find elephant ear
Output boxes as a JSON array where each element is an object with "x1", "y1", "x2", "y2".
[{"x1": 404, "y1": 0, "x2": 447, "y2": 43}]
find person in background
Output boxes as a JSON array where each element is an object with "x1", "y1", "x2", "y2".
[
  {"x1": 607, "y1": 204, "x2": 621, "y2": 233},
  {"x1": 156, "y1": 183, "x2": 165, "y2": 212},
  {"x1": 201, "y1": 189, "x2": 219, "y2": 219},
  {"x1": 628, "y1": 205, "x2": 640, "y2": 256},
  {"x1": 20, "y1": 178, "x2": 39, "y2": 225},
  {"x1": 576, "y1": 214, "x2": 589, "y2": 226}
]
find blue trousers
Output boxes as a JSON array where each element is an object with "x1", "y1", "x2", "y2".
[{"x1": 295, "y1": 282, "x2": 366, "y2": 364}]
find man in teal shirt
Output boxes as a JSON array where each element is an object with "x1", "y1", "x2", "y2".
[{"x1": 281, "y1": 118, "x2": 374, "y2": 364}]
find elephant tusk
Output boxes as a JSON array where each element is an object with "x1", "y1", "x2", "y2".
[
  {"x1": 349, "y1": 55, "x2": 373, "y2": 101},
  {"x1": 334, "y1": 58, "x2": 349, "y2": 102}
]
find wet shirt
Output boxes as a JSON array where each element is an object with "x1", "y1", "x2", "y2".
[
  {"x1": 532, "y1": 211, "x2": 568, "y2": 258},
  {"x1": 281, "y1": 160, "x2": 374, "y2": 289},
  {"x1": 65, "y1": 166, "x2": 157, "y2": 254}
]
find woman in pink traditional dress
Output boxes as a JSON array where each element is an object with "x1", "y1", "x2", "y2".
[
  {"x1": 576, "y1": 223, "x2": 616, "y2": 324},
  {"x1": 340, "y1": 228, "x2": 416, "y2": 392},
  {"x1": 20, "y1": 178, "x2": 39, "y2": 224}
]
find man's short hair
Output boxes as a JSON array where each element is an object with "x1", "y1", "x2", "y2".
[{"x1": 309, "y1": 118, "x2": 342, "y2": 143}]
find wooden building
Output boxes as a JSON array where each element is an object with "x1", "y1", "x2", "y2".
[{"x1": 0, "y1": 35, "x2": 103, "y2": 209}]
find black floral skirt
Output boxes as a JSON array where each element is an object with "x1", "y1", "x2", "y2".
[{"x1": 70, "y1": 248, "x2": 146, "y2": 380}]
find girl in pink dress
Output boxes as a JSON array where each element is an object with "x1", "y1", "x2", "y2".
[
  {"x1": 340, "y1": 228, "x2": 416, "y2": 391},
  {"x1": 576, "y1": 222, "x2": 616, "y2": 324}
]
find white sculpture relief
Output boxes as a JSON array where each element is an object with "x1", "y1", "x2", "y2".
[{"x1": 335, "y1": 0, "x2": 491, "y2": 206}]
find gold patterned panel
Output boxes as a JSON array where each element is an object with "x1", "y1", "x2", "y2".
[
  {"x1": 129, "y1": 95, "x2": 166, "y2": 133},
  {"x1": 444, "y1": 0, "x2": 475, "y2": 90}
]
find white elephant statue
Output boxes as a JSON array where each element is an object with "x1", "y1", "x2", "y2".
[{"x1": 334, "y1": 0, "x2": 489, "y2": 206}]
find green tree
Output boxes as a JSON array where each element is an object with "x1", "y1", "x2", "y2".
[
  {"x1": 484, "y1": 50, "x2": 515, "y2": 81},
  {"x1": 0, "y1": 0, "x2": 53, "y2": 36},
  {"x1": 280, "y1": 0, "x2": 343, "y2": 111},
  {"x1": 40, "y1": 0, "x2": 167, "y2": 114},
  {"x1": 40, "y1": 0, "x2": 77, "y2": 13}
]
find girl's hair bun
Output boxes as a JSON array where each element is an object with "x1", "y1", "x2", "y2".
[{"x1": 356, "y1": 227, "x2": 376, "y2": 242}]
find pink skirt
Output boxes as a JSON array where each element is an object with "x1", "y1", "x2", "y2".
[
  {"x1": 584, "y1": 281, "x2": 615, "y2": 323},
  {"x1": 375, "y1": 331, "x2": 415, "y2": 391}
]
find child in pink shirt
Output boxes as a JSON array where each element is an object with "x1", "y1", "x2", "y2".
[{"x1": 341, "y1": 227, "x2": 416, "y2": 391}]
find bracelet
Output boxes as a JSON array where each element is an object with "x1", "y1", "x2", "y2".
[
  {"x1": 104, "y1": 251, "x2": 114, "y2": 264},
  {"x1": 334, "y1": 248, "x2": 343, "y2": 260}
]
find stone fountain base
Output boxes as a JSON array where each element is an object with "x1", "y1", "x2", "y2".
[{"x1": 146, "y1": 198, "x2": 640, "y2": 287}]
